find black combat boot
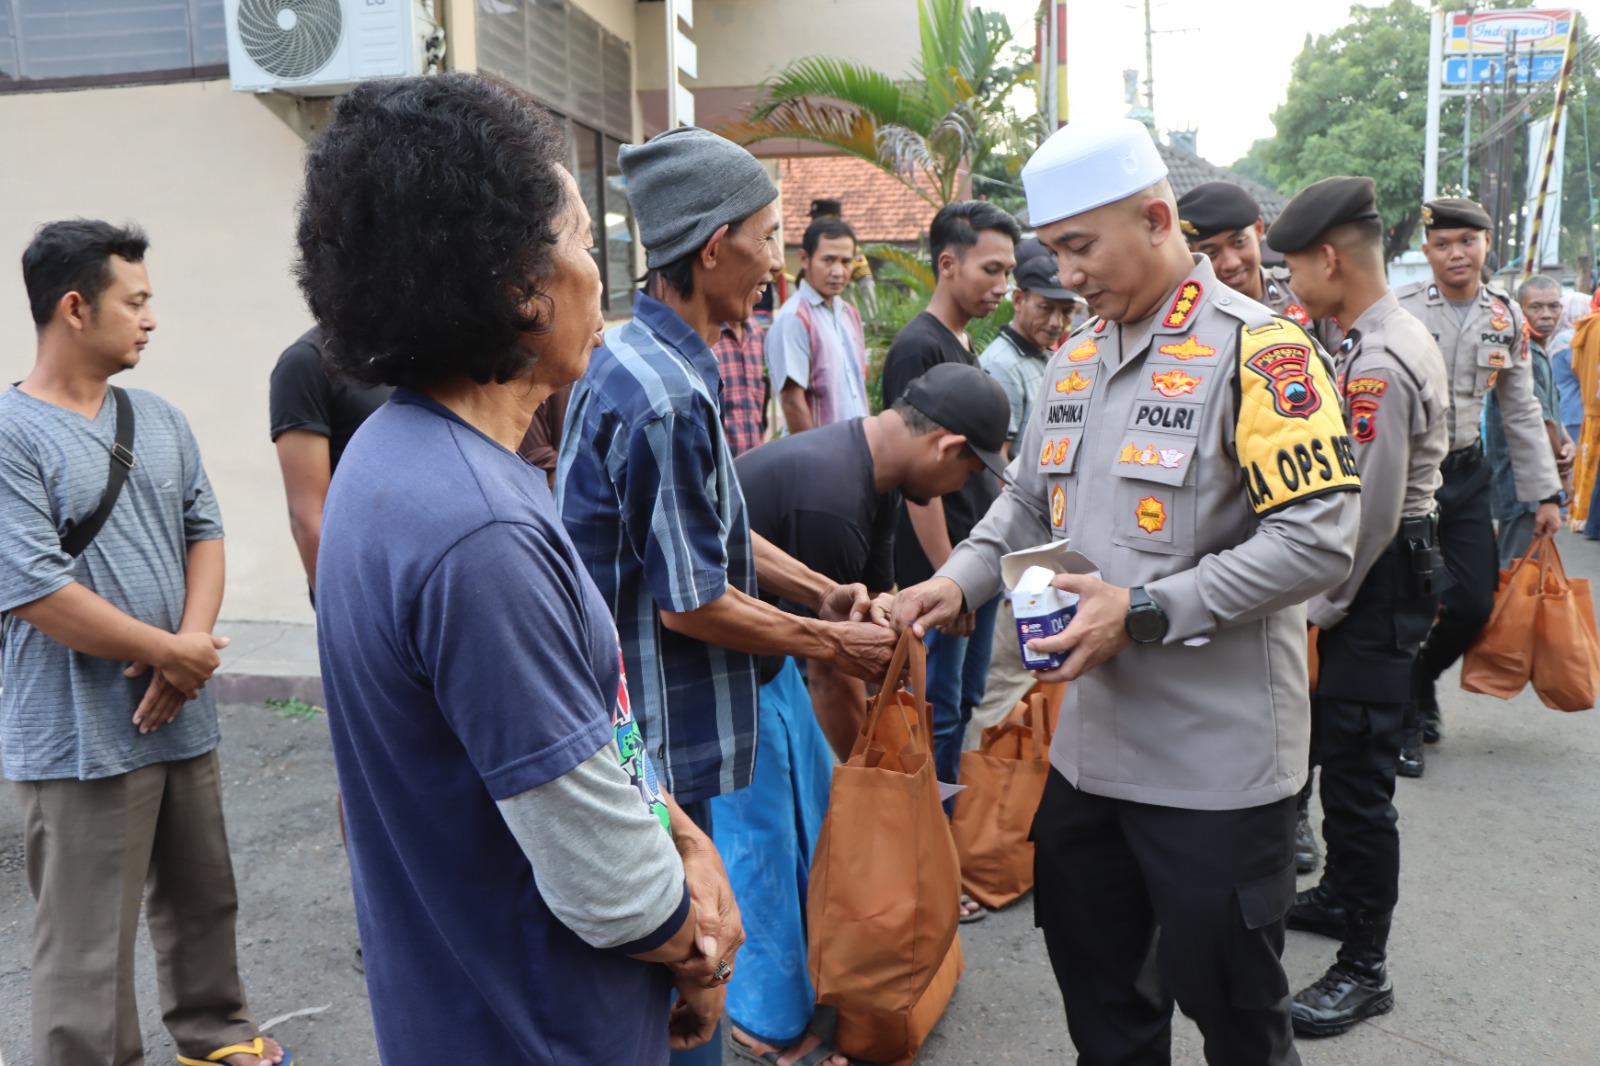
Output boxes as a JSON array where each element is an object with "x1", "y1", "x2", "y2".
[
  {"x1": 1295, "y1": 783, "x2": 1321, "y2": 874},
  {"x1": 1398, "y1": 725, "x2": 1425, "y2": 777},
  {"x1": 1291, "y1": 910, "x2": 1395, "y2": 1037},
  {"x1": 1285, "y1": 880, "x2": 1345, "y2": 939},
  {"x1": 1417, "y1": 683, "x2": 1442, "y2": 744}
]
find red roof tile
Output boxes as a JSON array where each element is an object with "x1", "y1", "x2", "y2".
[{"x1": 779, "y1": 154, "x2": 940, "y2": 246}]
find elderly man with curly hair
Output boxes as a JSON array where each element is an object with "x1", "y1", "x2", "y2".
[{"x1": 303, "y1": 74, "x2": 733, "y2": 1064}]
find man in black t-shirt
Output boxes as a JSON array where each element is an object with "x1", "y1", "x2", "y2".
[
  {"x1": 878, "y1": 200, "x2": 1020, "y2": 856},
  {"x1": 715, "y1": 363, "x2": 1008, "y2": 1066},
  {"x1": 269, "y1": 326, "x2": 392, "y2": 599}
]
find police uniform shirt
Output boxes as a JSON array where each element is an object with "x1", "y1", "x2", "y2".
[
  {"x1": 1395, "y1": 280, "x2": 1560, "y2": 501},
  {"x1": 1259, "y1": 265, "x2": 1310, "y2": 324},
  {"x1": 941, "y1": 255, "x2": 1361, "y2": 812},
  {"x1": 1306, "y1": 291, "x2": 1450, "y2": 630}
]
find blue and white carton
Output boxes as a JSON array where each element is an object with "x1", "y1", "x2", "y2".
[{"x1": 1001, "y1": 541, "x2": 1102, "y2": 672}]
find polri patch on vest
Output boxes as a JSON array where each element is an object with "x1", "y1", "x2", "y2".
[
  {"x1": 1051, "y1": 483, "x2": 1067, "y2": 529},
  {"x1": 1131, "y1": 399, "x2": 1203, "y2": 437}
]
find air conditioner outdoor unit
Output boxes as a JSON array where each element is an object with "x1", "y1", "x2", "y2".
[{"x1": 225, "y1": 0, "x2": 437, "y2": 96}]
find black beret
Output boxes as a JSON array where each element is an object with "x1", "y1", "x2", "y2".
[
  {"x1": 1420, "y1": 196, "x2": 1491, "y2": 231},
  {"x1": 1266, "y1": 176, "x2": 1381, "y2": 254},
  {"x1": 1176, "y1": 182, "x2": 1261, "y2": 241}
]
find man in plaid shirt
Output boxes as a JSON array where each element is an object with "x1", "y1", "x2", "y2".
[{"x1": 713, "y1": 318, "x2": 768, "y2": 456}]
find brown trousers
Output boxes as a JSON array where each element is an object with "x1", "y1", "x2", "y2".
[{"x1": 18, "y1": 750, "x2": 257, "y2": 1066}]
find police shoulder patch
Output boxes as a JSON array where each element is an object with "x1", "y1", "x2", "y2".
[{"x1": 1235, "y1": 319, "x2": 1361, "y2": 516}]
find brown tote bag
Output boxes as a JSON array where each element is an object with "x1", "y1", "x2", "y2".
[
  {"x1": 951, "y1": 685, "x2": 1058, "y2": 909},
  {"x1": 833, "y1": 934, "x2": 965, "y2": 1066},
  {"x1": 1461, "y1": 537, "x2": 1546, "y2": 699},
  {"x1": 1530, "y1": 539, "x2": 1600, "y2": 711},
  {"x1": 807, "y1": 627, "x2": 962, "y2": 1016}
]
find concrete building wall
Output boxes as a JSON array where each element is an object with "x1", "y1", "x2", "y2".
[
  {"x1": 0, "y1": 80, "x2": 316, "y2": 624},
  {"x1": 636, "y1": 0, "x2": 922, "y2": 89}
]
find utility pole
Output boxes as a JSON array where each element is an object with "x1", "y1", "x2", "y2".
[
  {"x1": 1424, "y1": 8, "x2": 1444, "y2": 200},
  {"x1": 1143, "y1": 0, "x2": 1155, "y2": 113},
  {"x1": 1493, "y1": 31, "x2": 1521, "y2": 268},
  {"x1": 1462, "y1": 2, "x2": 1476, "y2": 194}
]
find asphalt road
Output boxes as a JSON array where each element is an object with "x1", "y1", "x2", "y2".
[{"x1": 3, "y1": 533, "x2": 1599, "y2": 1065}]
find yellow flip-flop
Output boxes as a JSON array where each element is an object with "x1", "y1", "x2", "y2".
[{"x1": 178, "y1": 1036, "x2": 294, "y2": 1066}]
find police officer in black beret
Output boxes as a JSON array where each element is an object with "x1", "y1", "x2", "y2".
[
  {"x1": 1395, "y1": 198, "x2": 1561, "y2": 775},
  {"x1": 1179, "y1": 179, "x2": 1326, "y2": 875},
  {"x1": 1178, "y1": 181, "x2": 1313, "y2": 325},
  {"x1": 1268, "y1": 177, "x2": 1451, "y2": 1037}
]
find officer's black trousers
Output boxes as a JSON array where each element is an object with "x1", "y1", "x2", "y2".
[
  {"x1": 1032, "y1": 770, "x2": 1302, "y2": 1066},
  {"x1": 1315, "y1": 551, "x2": 1433, "y2": 913},
  {"x1": 1415, "y1": 455, "x2": 1497, "y2": 687},
  {"x1": 1310, "y1": 694, "x2": 1401, "y2": 914}
]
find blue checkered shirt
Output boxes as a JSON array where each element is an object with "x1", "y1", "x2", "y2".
[{"x1": 555, "y1": 293, "x2": 759, "y2": 804}]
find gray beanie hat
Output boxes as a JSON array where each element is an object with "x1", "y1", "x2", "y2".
[{"x1": 619, "y1": 126, "x2": 779, "y2": 268}]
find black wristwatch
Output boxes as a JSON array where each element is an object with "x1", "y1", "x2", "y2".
[
  {"x1": 1125, "y1": 586, "x2": 1169, "y2": 644},
  {"x1": 1541, "y1": 494, "x2": 1562, "y2": 505}
]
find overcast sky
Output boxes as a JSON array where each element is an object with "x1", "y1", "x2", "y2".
[{"x1": 983, "y1": 0, "x2": 1600, "y2": 166}]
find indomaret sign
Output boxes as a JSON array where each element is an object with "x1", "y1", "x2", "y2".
[{"x1": 1443, "y1": 8, "x2": 1574, "y2": 85}]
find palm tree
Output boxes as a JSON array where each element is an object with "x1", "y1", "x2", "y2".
[{"x1": 720, "y1": 0, "x2": 1038, "y2": 209}]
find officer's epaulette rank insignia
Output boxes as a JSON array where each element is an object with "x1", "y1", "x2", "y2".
[
  {"x1": 1233, "y1": 319, "x2": 1361, "y2": 516},
  {"x1": 1163, "y1": 281, "x2": 1202, "y2": 328}
]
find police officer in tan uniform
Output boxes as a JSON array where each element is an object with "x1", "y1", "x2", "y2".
[
  {"x1": 1178, "y1": 181, "x2": 1315, "y2": 325},
  {"x1": 891, "y1": 119, "x2": 1360, "y2": 1066},
  {"x1": 1395, "y1": 198, "x2": 1561, "y2": 775},
  {"x1": 1180, "y1": 183, "x2": 1333, "y2": 877},
  {"x1": 1267, "y1": 177, "x2": 1450, "y2": 1037}
]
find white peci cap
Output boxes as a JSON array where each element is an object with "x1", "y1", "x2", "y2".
[{"x1": 1022, "y1": 119, "x2": 1169, "y2": 227}]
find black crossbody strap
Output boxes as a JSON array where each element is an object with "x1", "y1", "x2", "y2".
[{"x1": 61, "y1": 386, "x2": 136, "y2": 558}]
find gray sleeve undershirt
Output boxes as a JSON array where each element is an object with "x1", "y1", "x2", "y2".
[{"x1": 496, "y1": 738, "x2": 687, "y2": 951}]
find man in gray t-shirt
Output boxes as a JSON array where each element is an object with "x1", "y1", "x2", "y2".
[{"x1": 0, "y1": 221, "x2": 285, "y2": 1066}]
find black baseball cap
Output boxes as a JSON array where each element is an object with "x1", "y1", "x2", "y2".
[
  {"x1": 1014, "y1": 255, "x2": 1079, "y2": 301},
  {"x1": 1015, "y1": 236, "x2": 1052, "y2": 264},
  {"x1": 899, "y1": 363, "x2": 1011, "y2": 479}
]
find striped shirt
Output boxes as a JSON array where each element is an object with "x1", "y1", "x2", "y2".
[
  {"x1": 555, "y1": 293, "x2": 759, "y2": 804},
  {"x1": 0, "y1": 386, "x2": 224, "y2": 781}
]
